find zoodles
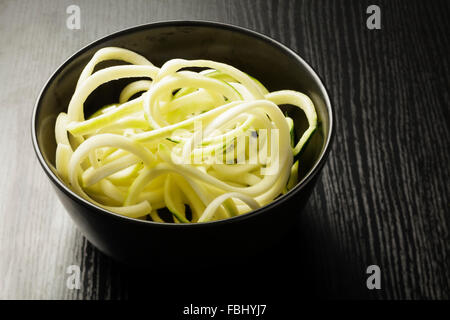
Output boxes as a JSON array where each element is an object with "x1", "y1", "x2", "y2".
[{"x1": 55, "y1": 47, "x2": 317, "y2": 223}]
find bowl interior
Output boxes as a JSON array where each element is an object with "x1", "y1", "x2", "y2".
[{"x1": 34, "y1": 22, "x2": 331, "y2": 197}]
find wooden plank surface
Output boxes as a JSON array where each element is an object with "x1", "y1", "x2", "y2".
[{"x1": 0, "y1": 0, "x2": 448, "y2": 301}]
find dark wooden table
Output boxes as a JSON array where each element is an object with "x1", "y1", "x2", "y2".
[{"x1": 0, "y1": 0, "x2": 448, "y2": 302}]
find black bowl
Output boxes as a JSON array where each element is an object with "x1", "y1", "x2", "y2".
[{"x1": 32, "y1": 21, "x2": 333, "y2": 267}]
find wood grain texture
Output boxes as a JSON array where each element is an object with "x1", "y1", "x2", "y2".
[{"x1": 0, "y1": 0, "x2": 448, "y2": 301}]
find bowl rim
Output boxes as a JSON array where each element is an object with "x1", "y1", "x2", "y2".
[{"x1": 31, "y1": 20, "x2": 334, "y2": 228}]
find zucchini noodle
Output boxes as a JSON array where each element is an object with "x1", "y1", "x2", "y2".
[{"x1": 55, "y1": 47, "x2": 318, "y2": 223}]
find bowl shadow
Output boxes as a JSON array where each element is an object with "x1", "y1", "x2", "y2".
[{"x1": 79, "y1": 203, "x2": 373, "y2": 300}]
